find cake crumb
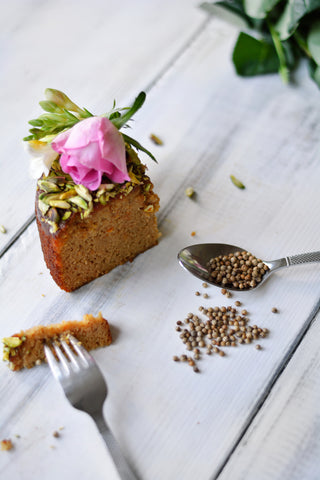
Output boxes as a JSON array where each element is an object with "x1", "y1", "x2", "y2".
[
  {"x1": 1, "y1": 439, "x2": 13, "y2": 451},
  {"x1": 191, "y1": 231, "x2": 196, "y2": 237}
]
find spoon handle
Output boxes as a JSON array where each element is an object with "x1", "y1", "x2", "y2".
[{"x1": 286, "y1": 251, "x2": 320, "y2": 266}]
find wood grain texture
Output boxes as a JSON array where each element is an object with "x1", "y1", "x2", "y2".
[
  {"x1": 218, "y1": 308, "x2": 320, "y2": 480},
  {"x1": 0, "y1": 5, "x2": 320, "y2": 480}
]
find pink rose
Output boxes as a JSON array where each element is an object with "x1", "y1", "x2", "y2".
[{"x1": 51, "y1": 116, "x2": 130, "y2": 190}]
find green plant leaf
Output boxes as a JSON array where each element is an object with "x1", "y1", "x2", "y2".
[
  {"x1": 276, "y1": 0, "x2": 320, "y2": 40},
  {"x1": 307, "y1": 19, "x2": 320, "y2": 65},
  {"x1": 39, "y1": 101, "x2": 64, "y2": 114},
  {"x1": 309, "y1": 59, "x2": 320, "y2": 87},
  {"x1": 232, "y1": 32, "x2": 279, "y2": 76},
  {"x1": 111, "y1": 92, "x2": 146, "y2": 130},
  {"x1": 122, "y1": 133, "x2": 157, "y2": 163},
  {"x1": 243, "y1": 0, "x2": 281, "y2": 19},
  {"x1": 200, "y1": 1, "x2": 253, "y2": 27}
]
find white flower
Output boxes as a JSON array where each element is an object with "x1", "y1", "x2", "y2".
[{"x1": 25, "y1": 140, "x2": 59, "y2": 179}]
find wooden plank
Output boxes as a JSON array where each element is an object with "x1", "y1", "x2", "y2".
[
  {"x1": 0, "y1": 0, "x2": 205, "y2": 255},
  {"x1": 0, "y1": 16, "x2": 320, "y2": 480},
  {"x1": 217, "y1": 308, "x2": 320, "y2": 480}
]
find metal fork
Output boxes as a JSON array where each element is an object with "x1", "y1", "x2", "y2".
[{"x1": 44, "y1": 335, "x2": 138, "y2": 480}]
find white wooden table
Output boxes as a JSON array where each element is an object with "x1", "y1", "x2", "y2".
[{"x1": 1, "y1": 1, "x2": 320, "y2": 479}]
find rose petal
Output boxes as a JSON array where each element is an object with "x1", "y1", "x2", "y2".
[{"x1": 51, "y1": 116, "x2": 130, "y2": 190}]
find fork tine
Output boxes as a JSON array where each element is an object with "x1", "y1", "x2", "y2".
[
  {"x1": 59, "y1": 338, "x2": 82, "y2": 369},
  {"x1": 51, "y1": 342, "x2": 72, "y2": 374},
  {"x1": 44, "y1": 344, "x2": 66, "y2": 379},
  {"x1": 68, "y1": 335, "x2": 94, "y2": 364}
]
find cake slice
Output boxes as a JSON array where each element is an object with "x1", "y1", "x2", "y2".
[
  {"x1": 2, "y1": 312, "x2": 112, "y2": 371},
  {"x1": 25, "y1": 89, "x2": 160, "y2": 292}
]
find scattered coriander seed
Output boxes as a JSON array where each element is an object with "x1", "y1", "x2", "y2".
[
  {"x1": 52, "y1": 431, "x2": 60, "y2": 438},
  {"x1": 188, "y1": 359, "x2": 195, "y2": 367},
  {"x1": 202, "y1": 282, "x2": 208, "y2": 288},
  {"x1": 174, "y1": 299, "x2": 269, "y2": 373},
  {"x1": 193, "y1": 366, "x2": 200, "y2": 373},
  {"x1": 255, "y1": 344, "x2": 262, "y2": 350},
  {"x1": 221, "y1": 289, "x2": 227, "y2": 295},
  {"x1": 235, "y1": 301, "x2": 241, "y2": 307},
  {"x1": 226, "y1": 291, "x2": 232, "y2": 298},
  {"x1": 272, "y1": 307, "x2": 278, "y2": 313},
  {"x1": 195, "y1": 291, "x2": 201, "y2": 296},
  {"x1": 203, "y1": 293, "x2": 209, "y2": 299}
]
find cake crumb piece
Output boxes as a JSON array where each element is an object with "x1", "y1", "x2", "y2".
[
  {"x1": 191, "y1": 231, "x2": 196, "y2": 237},
  {"x1": 1, "y1": 439, "x2": 13, "y2": 451}
]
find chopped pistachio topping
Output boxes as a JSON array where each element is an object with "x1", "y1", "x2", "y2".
[
  {"x1": 230, "y1": 175, "x2": 245, "y2": 189},
  {"x1": 37, "y1": 145, "x2": 152, "y2": 233},
  {"x1": 3, "y1": 337, "x2": 23, "y2": 348},
  {"x1": 185, "y1": 187, "x2": 195, "y2": 198}
]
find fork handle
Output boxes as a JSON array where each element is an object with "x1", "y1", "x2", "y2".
[{"x1": 93, "y1": 413, "x2": 138, "y2": 480}]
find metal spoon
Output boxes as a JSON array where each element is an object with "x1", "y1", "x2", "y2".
[{"x1": 178, "y1": 243, "x2": 320, "y2": 291}]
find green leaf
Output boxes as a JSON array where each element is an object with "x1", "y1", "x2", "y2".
[
  {"x1": 243, "y1": 0, "x2": 281, "y2": 19},
  {"x1": 109, "y1": 111, "x2": 121, "y2": 121},
  {"x1": 200, "y1": 1, "x2": 252, "y2": 28},
  {"x1": 39, "y1": 101, "x2": 64, "y2": 114},
  {"x1": 111, "y1": 92, "x2": 146, "y2": 130},
  {"x1": 307, "y1": 19, "x2": 320, "y2": 65},
  {"x1": 82, "y1": 107, "x2": 94, "y2": 118},
  {"x1": 309, "y1": 59, "x2": 320, "y2": 87},
  {"x1": 28, "y1": 118, "x2": 44, "y2": 127},
  {"x1": 276, "y1": 0, "x2": 320, "y2": 40},
  {"x1": 122, "y1": 133, "x2": 157, "y2": 163},
  {"x1": 232, "y1": 32, "x2": 279, "y2": 76}
]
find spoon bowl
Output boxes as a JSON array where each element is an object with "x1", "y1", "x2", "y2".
[{"x1": 178, "y1": 243, "x2": 320, "y2": 292}]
